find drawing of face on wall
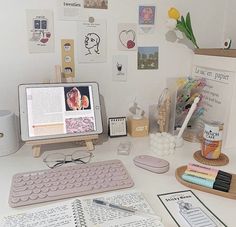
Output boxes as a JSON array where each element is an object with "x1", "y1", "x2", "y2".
[{"x1": 84, "y1": 33, "x2": 100, "y2": 55}]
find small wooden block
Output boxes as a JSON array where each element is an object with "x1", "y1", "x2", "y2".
[{"x1": 32, "y1": 145, "x2": 41, "y2": 158}]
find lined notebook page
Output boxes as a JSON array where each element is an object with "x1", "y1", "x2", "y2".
[{"x1": 1, "y1": 190, "x2": 163, "y2": 227}]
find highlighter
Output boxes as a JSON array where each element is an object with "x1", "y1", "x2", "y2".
[
  {"x1": 184, "y1": 169, "x2": 231, "y2": 184},
  {"x1": 182, "y1": 173, "x2": 230, "y2": 192},
  {"x1": 187, "y1": 163, "x2": 232, "y2": 181}
]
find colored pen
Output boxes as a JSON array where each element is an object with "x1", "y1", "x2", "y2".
[
  {"x1": 184, "y1": 169, "x2": 231, "y2": 184},
  {"x1": 92, "y1": 199, "x2": 162, "y2": 221},
  {"x1": 187, "y1": 163, "x2": 232, "y2": 181},
  {"x1": 182, "y1": 173, "x2": 230, "y2": 192}
]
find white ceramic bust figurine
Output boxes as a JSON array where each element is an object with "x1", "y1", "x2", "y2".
[{"x1": 129, "y1": 99, "x2": 144, "y2": 119}]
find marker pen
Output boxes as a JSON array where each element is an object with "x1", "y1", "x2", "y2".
[
  {"x1": 187, "y1": 163, "x2": 232, "y2": 181},
  {"x1": 182, "y1": 173, "x2": 230, "y2": 192},
  {"x1": 184, "y1": 169, "x2": 231, "y2": 184}
]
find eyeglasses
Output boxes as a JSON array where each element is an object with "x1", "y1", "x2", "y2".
[{"x1": 43, "y1": 150, "x2": 93, "y2": 169}]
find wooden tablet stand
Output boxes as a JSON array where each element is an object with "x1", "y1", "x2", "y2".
[
  {"x1": 27, "y1": 134, "x2": 99, "y2": 157},
  {"x1": 27, "y1": 65, "x2": 99, "y2": 157}
]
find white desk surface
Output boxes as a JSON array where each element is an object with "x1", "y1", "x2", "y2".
[{"x1": 0, "y1": 136, "x2": 235, "y2": 227}]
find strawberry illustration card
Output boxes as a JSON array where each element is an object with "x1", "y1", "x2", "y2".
[{"x1": 118, "y1": 23, "x2": 137, "y2": 51}]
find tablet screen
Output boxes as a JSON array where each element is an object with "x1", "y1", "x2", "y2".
[{"x1": 19, "y1": 83, "x2": 103, "y2": 141}]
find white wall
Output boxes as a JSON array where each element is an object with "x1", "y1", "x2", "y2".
[
  {"x1": 223, "y1": 0, "x2": 236, "y2": 48},
  {"x1": 0, "y1": 0, "x2": 227, "y2": 120}
]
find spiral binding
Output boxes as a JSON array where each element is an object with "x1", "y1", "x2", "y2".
[{"x1": 72, "y1": 199, "x2": 88, "y2": 227}]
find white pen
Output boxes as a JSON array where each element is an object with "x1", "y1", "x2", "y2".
[
  {"x1": 92, "y1": 199, "x2": 162, "y2": 221},
  {"x1": 177, "y1": 96, "x2": 200, "y2": 140}
]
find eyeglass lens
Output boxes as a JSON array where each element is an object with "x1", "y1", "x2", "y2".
[{"x1": 44, "y1": 151, "x2": 92, "y2": 168}]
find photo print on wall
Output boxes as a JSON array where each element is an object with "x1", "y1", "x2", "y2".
[
  {"x1": 84, "y1": 0, "x2": 108, "y2": 9},
  {"x1": 138, "y1": 46, "x2": 159, "y2": 70},
  {"x1": 138, "y1": 4, "x2": 156, "y2": 34},
  {"x1": 118, "y1": 23, "x2": 137, "y2": 51}
]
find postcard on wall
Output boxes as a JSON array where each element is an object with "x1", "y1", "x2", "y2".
[
  {"x1": 57, "y1": 0, "x2": 87, "y2": 20},
  {"x1": 112, "y1": 55, "x2": 128, "y2": 82},
  {"x1": 77, "y1": 20, "x2": 107, "y2": 63},
  {"x1": 192, "y1": 66, "x2": 235, "y2": 143},
  {"x1": 158, "y1": 190, "x2": 226, "y2": 227},
  {"x1": 138, "y1": 4, "x2": 156, "y2": 34},
  {"x1": 138, "y1": 46, "x2": 158, "y2": 70},
  {"x1": 84, "y1": 0, "x2": 108, "y2": 9},
  {"x1": 118, "y1": 23, "x2": 137, "y2": 51},
  {"x1": 26, "y1": 10, "x2": 54, "y2": 53}
]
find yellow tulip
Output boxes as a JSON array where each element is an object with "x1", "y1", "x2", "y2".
[{"x1": 168, "y1": 7, "x2": 180, "y2": 20}]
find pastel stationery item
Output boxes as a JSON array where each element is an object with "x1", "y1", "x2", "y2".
[
  {"x1": 184, "y1": 170, "x2": 231, "y2": 185},
  {"x1": 182, "y1": 173, "x2": 230, "y2": 192},
  {"x1": 133, "y1": 155, "x2": 169, "y2": 173},
  {"x1": 187, "y1": 163, "x2": 232, "y2": 181}
]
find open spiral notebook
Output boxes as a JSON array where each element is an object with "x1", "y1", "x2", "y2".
[{"x1": 1, "y1": 190, "x2": 163, "y2": 227}]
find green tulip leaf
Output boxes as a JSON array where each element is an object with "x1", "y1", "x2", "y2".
[{"x1": 186, "y1": 13, "x2": 193, "y2": 34}]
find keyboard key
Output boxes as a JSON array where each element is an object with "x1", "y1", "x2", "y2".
[{"x1": 9, "y1": 159, "x2": 134, "y2": 208}]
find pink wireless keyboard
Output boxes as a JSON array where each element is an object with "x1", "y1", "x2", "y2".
[{"x1": 9, "y1": 159, "x2": 134, "y2": 208}]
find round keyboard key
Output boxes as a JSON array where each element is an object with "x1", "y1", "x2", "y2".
[
  {"x1": 82, "y1": 181, "x2": 89, "y2": 186},
  {"x1": 38, "y1": 193, "x2": 47, "y2": 199},
  {"x1": 51, "y1": 186, "x2": 58, "y2": 191},
  {"x1": 75, "y1": 182, "x2": 82, "y2": 187},
  {"x1": 61, "y1": 180, "x2": 68, "y2": 185},
  {"x1": 66, "y1": 184, "x2": 74, "y2": 189},
  {"x1": 66, "y1": 175, "x2": 73, "y2": 180},
  {"x1": 93, "y1": 184, "x2": 101, "y2": 189},
  {"x1": 108, "y1": 182, "x2": 117, "y2": 187},
  {"x1": 21, "y1": 196, "x2": 29, "y2": 201},
  {"x1": 45, "y1": 183, "x2": 52, "y2": 187},
  {"x1": 30, "y1": 194, "x2": 38, "y2": 200},
  {"x1": 43, "y1": 179, "x2": 50, "y2": 183},
  {"x1": 26, "y1": 180, "x2": 34, "y2": 185},
  {"x1": 22, "y1": 176, "x2": 30, "y2": 181},
  {"x1": 14, "y1": 178, "x2": 22, "y2": 183},
  {"x1": 14, "y1": 182, "x2": 26, "y2": 187},
  {"x1": 33, "y1": 188, "x2": 41, "y2": 194},
  {"x1": 35, "y1": 179, "x2": 42, "y2": 184},
  {"x1": 11, "y1": 197, "x2": 20, "y2": 203},
  {"x1": 51, "y1": 177, "x2": 58, "y2": 182},
  {"x1": 36, "y1": 184, "x2": 44, "y2": 189},
  {"x1": 52, "y1": 181, "x2": 60, "y2": 186},
  {"x1": 28, "y1": 185, "x2": 35, "y2": 190},
  {"x1": 41, "y1": 188, "x2": 49, "y2": 193},
  {"x1": 13, "y1": 186, "x2": 27, "y2": 192},
  {"x1": 30, "y1": 175, "x2": 38, "y2": 180},
  {"x1": 58, "y1": 185, "x2": 66, "y2": 190}
]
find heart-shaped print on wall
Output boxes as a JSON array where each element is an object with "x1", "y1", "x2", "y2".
[{"x1": 119, "y1": 29, "x2": 136, "y2": 49}]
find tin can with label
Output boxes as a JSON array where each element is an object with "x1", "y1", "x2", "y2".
[{"x1": 201, "y1": 121, "x2": 223, "y2": 159}]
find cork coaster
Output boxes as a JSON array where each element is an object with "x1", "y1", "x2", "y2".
[{"x1": 193, "y1": 150, "x2": 229, "y2": 166}]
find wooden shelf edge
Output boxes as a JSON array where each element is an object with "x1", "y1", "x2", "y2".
[{"x1": 194, "y1": 48, "x2": 236, "y2": 58}]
